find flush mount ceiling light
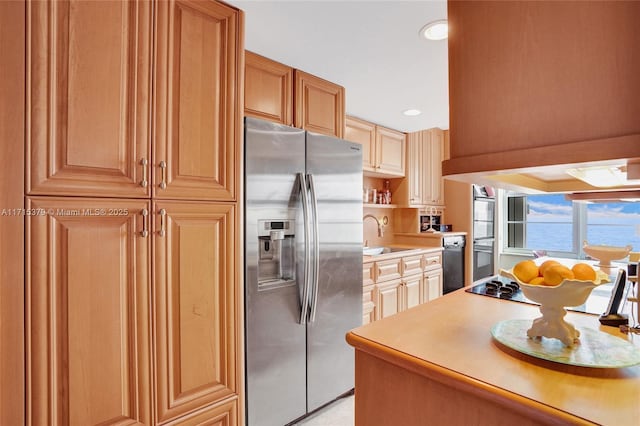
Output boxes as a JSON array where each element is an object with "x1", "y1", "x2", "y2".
[
  {"x1": 403, "y1": 109, "x2": 422, "y2": 116},
  {"x1": 565, "y1": 165, "x2": 640, "y2": 188},
  {"x1": 420, "y1": 20, "x2": 448, "y2": 41}
]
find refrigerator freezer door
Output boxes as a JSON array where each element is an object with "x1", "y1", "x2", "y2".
[
  {"x1": 245, "y1": 118, "x2": 307, "y2": 426},
  {"x1": 305, "y1": 132, "x2": 363, "y2": 411}
]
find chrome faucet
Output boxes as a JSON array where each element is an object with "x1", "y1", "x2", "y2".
[{"x1": 363, "y1": 214, "x2": 384, "y2": 237}]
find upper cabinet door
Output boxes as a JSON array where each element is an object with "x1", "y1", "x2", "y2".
[
  {"x1": 375, "y1": 126, "x2": 405, "y2": 176},
  {"x1": 294, "y1": 70, "x2": 345, "y2": 138},
  {"x1": 245, "y1": 51, "x2": 293, "y2": 126},
  {"x1": 27, "y1": 0, "x2": 152, "y2": 198},
  {"x1": 153, "y1": 201, "x2": 239, "y2": 423},
  {"x1": 345, "y1": 116, "x2": 376, "y2": 172},
  {"x1": 27, "y1": 197, "x2": 151, "y2": 426},
  {"x1": 424, "y1": 129, "x2": 444, "y2": 205},
  {"x1": 154, "y1": 0, "x2": 242, "y2": 201},
  {"x1": 407, "y1": 132, "x2": 424, "y2": 206}
]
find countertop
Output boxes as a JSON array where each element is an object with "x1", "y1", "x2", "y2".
[
  {"x1": 347, "y1": 288, "x2": 640, "y2": 425},
  {"x1": 362, "y1": 246, "x2": 442, "y2": 262},
  {"x1": 394, "y1": 231, "x2": 468, "y2": 239}
]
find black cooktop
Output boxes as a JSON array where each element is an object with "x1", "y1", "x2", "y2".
[{"x1": 466, "y1": 275, "x2": 600, "y2": 315}]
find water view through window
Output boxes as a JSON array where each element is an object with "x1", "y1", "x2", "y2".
[
  {"x1": 507, "y1": 194, "x2": 640, "y2": 255},
  {"x1": 586, "y1": 202, "x2": 640, "y2": 249},
  {"x1": 525, "y1": 195, "x2": 573, "y2": 252}
]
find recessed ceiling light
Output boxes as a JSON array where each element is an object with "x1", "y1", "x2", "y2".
[
  {"x1": 420, "y1": 20, "x2": 448, "y2": 41},
  {"x1": 403, "y1": 109, "x2": 422, "y2": 116}
]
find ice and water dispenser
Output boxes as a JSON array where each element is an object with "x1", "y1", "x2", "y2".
[{"x1": 257, "y1": 220, "x2": 296, "y2": 289}]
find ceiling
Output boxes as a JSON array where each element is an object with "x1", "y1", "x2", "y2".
[{"x1": 227, "y1": 0, "x2": 449, "y2": 133}]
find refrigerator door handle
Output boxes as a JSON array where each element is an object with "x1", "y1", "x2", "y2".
[
  {"x1": 307, "y1": 173, "x2": 320, "y2": 323},
  {"x1": 298, "y1": 172, "x2": 311, "y2": 325}
]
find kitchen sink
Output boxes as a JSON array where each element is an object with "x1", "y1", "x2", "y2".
[{"x1": 363, "y1": 246, "x2": 413, "y2": 256}]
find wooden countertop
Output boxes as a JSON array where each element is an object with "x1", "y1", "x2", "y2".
[{"x1": 347, "y1": 289, "x2": 640, "y2": 425}]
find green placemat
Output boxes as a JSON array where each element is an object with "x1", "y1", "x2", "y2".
[{"x1": 491, "y1": 319, "x2": 640, "y2": 368}]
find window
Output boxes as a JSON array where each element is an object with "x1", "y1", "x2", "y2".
[
  {"x1": 505, "y1": 193, "x2": 640, "y2": 257},
  {"x1": 506, "y1": 194, "x2": 574, "y2": 254},
  {"x1": 586, "y1": 202, "x2": 640, "y2": 249}
]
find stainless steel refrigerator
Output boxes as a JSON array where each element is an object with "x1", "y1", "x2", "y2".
[{"x1": 244, "y1": 117, "x2": 363, "y2": 426}]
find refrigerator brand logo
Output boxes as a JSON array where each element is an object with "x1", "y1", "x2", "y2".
[{"x1": 350, "y1": 146, "x2": 361, "y2": 151}]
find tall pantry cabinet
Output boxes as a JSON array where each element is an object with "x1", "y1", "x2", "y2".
[{"x1": 23, "y1": 1, "x2": 244, "y2": 425}]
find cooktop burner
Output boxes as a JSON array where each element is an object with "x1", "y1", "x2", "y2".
[{"x1": 466, "y1": 275, "x2": 606, "y2": 315}]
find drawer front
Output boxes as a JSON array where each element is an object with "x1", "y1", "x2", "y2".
[
  {"x1": 375, "y1": 258, "x2": 402, "y2": 282},
  {"x1": 402, "y1": 255, "x2": 423, "y2": 276},
  {"x1": 423, "y1": 253, "x2": 442, "y2": 271},
  {"x1": 363, "y1": 261, "x2": 376, "y2": 286}
]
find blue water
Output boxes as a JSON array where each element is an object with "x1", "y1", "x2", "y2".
[{"x1": 526, "y1": 223, "x2": 640, "y2": 253}]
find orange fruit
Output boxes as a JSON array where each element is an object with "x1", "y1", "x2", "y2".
[
  {"x1": 543, "y1": 265, "x2": 575, "y2": 286},
  {"x1": 513, "y1": 260, "x2": 539, "y2": 283},
  {"x1": 572, "y1": 263, "x2": 596, "y2": 281},
  {"x1": 528, "y1": 276, "x2": 546, "y2": 286},
  {"x1": 538, "y1": 260, "x2": 560, "y2": 277}
]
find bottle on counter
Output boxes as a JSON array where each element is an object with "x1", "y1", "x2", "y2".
[{"x1": 383, "y1": 180, "x2": 392, "y2": 204}]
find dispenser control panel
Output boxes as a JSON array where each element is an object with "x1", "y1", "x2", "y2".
[{"x1": 257, "y1": 219, "x2": 295, "y2": 290}]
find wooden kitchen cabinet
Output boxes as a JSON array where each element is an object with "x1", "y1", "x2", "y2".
[
  {"x1": 423, "y1": 269, "x2": 443, "y2": 303},
  {"x1": 395, "y1": 128, "x2": 444, "y2": 207},
  {"x1": 244, "y1": 53, "x2": 345, "y2": 137},
  {"x1": 345, "y1": 116, "x2": 376, "y2": 171},
  {"x1": 363, "y1": 284, "x2": 377, "y2": 325},
  {"x1": 154, "y1": 0, "x2": 241, "y2": 201},
  {"x1": 23, "y1": 1, "x2": 244, "y2": 425},
  {"x1": 245, "y1": 50, "x2": 293, "y2": 126},
  {"x1": 377, "y1": 278, "x2": 404, "y2": 319},
  {"x1": 364, "y1": 250, "x2": 443, "y2": 322},
  {"x1": 403, "y1": 274, "x2": 423, "y2": 310},
  {"x1": 345, "y1": 116, "x2": 406, "y2": 177},
  {"x1": 424, "y1": 128, "x2": 445, "y2": 206},
  {"x1": 27, "y1": 0, "x2": 153, "y2": 198},
  {"x1": 153, "y1": 201, "x2": 239, "y2": 423},
  {"x1": 27, "y1": 0, "x2": 242, "y2": 202},
  {"x1": 375, "y1": 126, "x2": 406, "y2": 176},
  {"x1": 26, "y1": 197, "x2": 152, "y2": 426},
  {"x1": 294, "y1": 70, "x2": 345, "y2": 138}
]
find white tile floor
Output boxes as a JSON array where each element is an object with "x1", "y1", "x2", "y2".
[{"x1": 293, "y1": 395, "x2": 354, "y2": 426}]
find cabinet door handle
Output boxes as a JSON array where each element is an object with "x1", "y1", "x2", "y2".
[
  {"x1": 140, "y1": 158, "x2": 149, "y2": 187},
  {"x1": 141, "y1": 208, "x2": 149, "y2": 237},
  {"x1": 158, "y1": 208, "x2": 167, "y2": 237},
  {"x1": 159, "y1": 160, "x2": 167, "y2": 189}
]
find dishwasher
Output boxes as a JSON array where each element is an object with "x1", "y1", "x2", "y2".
[{"x1": 442, "y1": 235, "x2": 466, "y2": 294}]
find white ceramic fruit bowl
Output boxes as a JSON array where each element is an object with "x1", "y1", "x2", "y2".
[
  {"x1": 582, "y1": 241, "x2": 632, "y2": 268},
  {"x1": 499, "y1": 268, "x2": 610, "y2": 347}
]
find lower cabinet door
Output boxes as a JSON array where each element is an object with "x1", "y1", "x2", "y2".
[
  {"x1": 376, "y1": 279, "x2": 403, "y2": 319},
  {"x1": 27, "y1": 197, "x2": 152, "y2": 426},
  {"x1": 424, "y1": 270, "x2": 443, "y2": 303},
  {"x1": 153, "y1": 201, "x2": 239, "y2": 423},
  {"x1": 363, "y1": 284, "x2": 376, "y2": 325},
  {"x1": 403, "y1": 274, "x2": 423, "y2": 310}
]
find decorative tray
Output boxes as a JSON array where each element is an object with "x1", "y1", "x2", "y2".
[{"x1": 491, "y1": 319, "x2": 640, "y2": 368}]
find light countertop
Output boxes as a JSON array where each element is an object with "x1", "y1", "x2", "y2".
[{"x1": 347, "y1": 288, "x2": 640, "y2": 425}]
